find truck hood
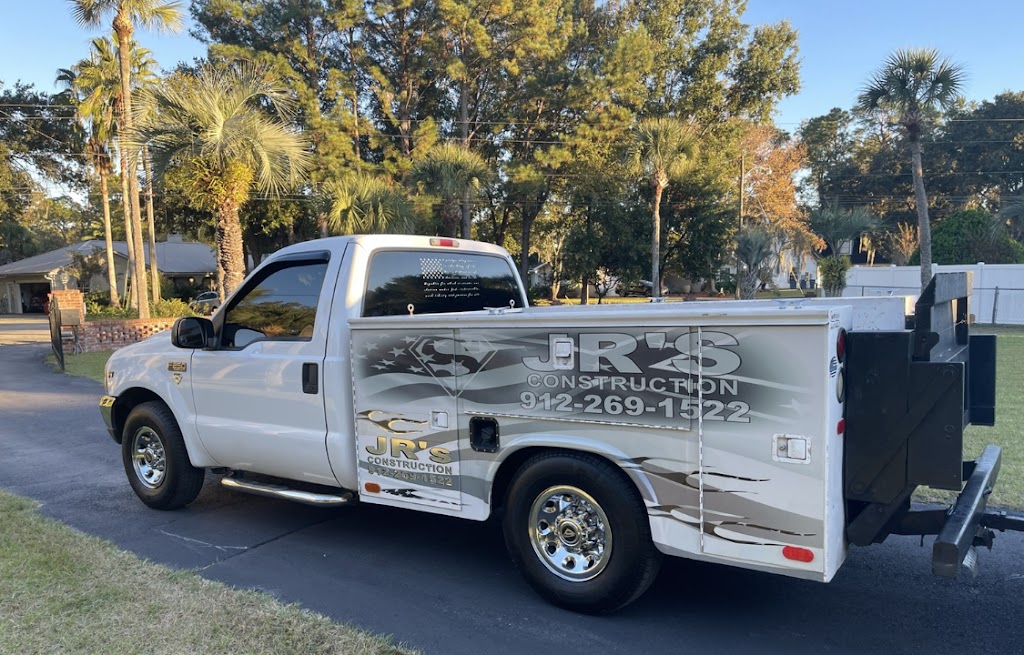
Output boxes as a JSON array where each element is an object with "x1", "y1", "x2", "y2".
[{"x1": 107, "y1": 329, "x2": 175, "y2": 367}]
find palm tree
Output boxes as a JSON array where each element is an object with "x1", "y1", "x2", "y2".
[
  {"x1": 735, "y1": 226, "x2": 775, "y2": 300},
  {"x1": 858, "y1": 49, "x2": 966, "y2": 290},
  {"x1": 628, "y1": 117, "x2": 699, "y2": 299},
  {"x1": 70, "y1": 0, "x2": 183, "y2": 317},
  {"x1": 409, "y1": 143, "x2": 490, "y2": 238},
  {"x1": 56, "y1": 64, "x2": 121, "y2": 308},
  {"x1": 59, "y1": 37, "x2": 159, "y2": 308},
  {"x1": 324, "y1": 173, "x2": 416, "y2": 235},
  {"x1": 808, "y1": 203, "x2": 879, "y2": 297},
  {"x1": 808, "y1": 203, "x2": 879, "y2": 258},
  {"x1": 129, "y1": 64, "x2": 311, "y2": 297}
]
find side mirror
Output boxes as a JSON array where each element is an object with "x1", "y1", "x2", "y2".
[{"x1": 172, "y1": 317, "x2": 214, "y2": 349}]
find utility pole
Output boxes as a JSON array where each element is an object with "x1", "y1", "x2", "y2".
[
  {"x1": 739, "y1": 154, "x2": 745, "y2": 228},
  {"x1": 735, "y1": 154, "x2": 745, "y2": 299}
]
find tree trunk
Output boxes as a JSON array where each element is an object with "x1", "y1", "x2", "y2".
[
  {"x1": 495, "y1": 204, "x2": 511, "y2": 246},
  {"x1": 143, "y1": 146, "x2": 160, "y2": 302},
  {"x1": 651, "y1": 184, "x2": 664, "y2": 299},
  {"x1": 441, "y1": 202, "x2": 459, "y2": 238},
  {"x1": 740, "y1": 268, "x2": 758, "y2": 300},
  {"x1": 128, "y1": 166, "x2": 149, "y2": 315},
  {"x1": 99, "y1": 170, "x2": 120, "y2": 307},
  {"x1": 114, "y1": 12, "x2": 149, "y2": 318},
  {"x1": 118, "y1": 148, "x2": 137, "y2": 309},
  {"x1": 520, "y1": 215, "x2": 533, "y2": 288},
  {"x1": 216, "y1": 200, "x2": 247, "y2": 299},
  {"x1": 910, "y1": 139, "x2": 933, "y2": 291}
]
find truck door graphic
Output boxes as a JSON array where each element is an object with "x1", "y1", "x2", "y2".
[{"x1": 353, "y1": 329, "x2": 462, "y2": 512}]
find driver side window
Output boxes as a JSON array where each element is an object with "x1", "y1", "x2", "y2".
[{"x1": 222, "y1": 260, "x2": 328, "y2": 348}]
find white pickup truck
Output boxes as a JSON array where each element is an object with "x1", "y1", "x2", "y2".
[{"x1": 100, "y1": 234, "x2": 1021, "y2": 613}]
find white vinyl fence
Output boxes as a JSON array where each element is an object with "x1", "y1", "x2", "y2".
[{"x1": 844, "y1": 263, "x2": 1024, "y2": 325}]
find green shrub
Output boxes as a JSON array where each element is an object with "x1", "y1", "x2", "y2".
[
  {"x1": 84, "y1": 290, "x2": 112, "y2": 308},
  {"x1": 932, "y1": 209, "x2": 1024, "y2": 264},
  {"x1": 527, "y1": 284, "x2": 550, "y2": 303},
  {"x1": 151, "y1": 298, "x2": 197, "y2": 319},
  {"x1": 85, "y1": 299, "x2": 195, "y2": 320},
  {"x1": 86, "y1": 304, "x2": 138, "y2": 320},
  {"x1": 818, "y1": 256, "x2": 851, "y2": 298}
]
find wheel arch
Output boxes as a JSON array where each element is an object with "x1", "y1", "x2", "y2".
[
  {"x1": 489, "y1": 442, "x2": 657, "y2": 516},
  {"x1": 111, "y1": 387, "x2": 167, "y2": 444},
  {"x1": 110, "y1": 386, "x2": 219, "y2": 469}
]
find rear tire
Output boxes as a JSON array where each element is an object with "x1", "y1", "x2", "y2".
[
  {"x1": 121, "y1": 401, "x2": 204, "y2": 510},
  {"x1": 502, "y1": 451, "x2": 661, "y2": 613}
]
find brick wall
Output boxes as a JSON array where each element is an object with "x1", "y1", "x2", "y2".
[
  {"x1": 49, "y1": 289, "x2": 85, "y2": 318},
  {"x1": 49, "y1": 289, "x2": 86, "y2": 352},
  {"x1": 80, "y1": 318, "x2": 178, "y2": 352}
]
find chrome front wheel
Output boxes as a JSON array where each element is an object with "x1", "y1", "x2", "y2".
[
  {"x1": 529, "y1": 485, "x2": 612, "y2": 582},
  {"x1": 121, "y1": 402, "x2": 205, "y2": 510},
  {"x1": 131, "y1": 426, "x2": 167, "y2": 489}
]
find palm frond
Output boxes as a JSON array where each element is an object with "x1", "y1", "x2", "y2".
[
  {"x1": 628, "y1": 116, "x2": 700, "y2": 186},
  {"x1": 325, "y1": 173, "x2": 416, "y2": 235},
  {"x1": 127, "y1": 61, "x2": 311, "y2": 202},
  {"x1": 409, "y1": 143, "x2": 491, "y2": 202},
  {"x1": 857, "y1": 48, "x2": 966, "y2": 120},
  {"x1": 735, "y1": 226, "x2": 776, "y2": 271},
  {"x1": 129, "y1": 0, "x2": 183, "y2": 32},
  {"x1": 808, "y1": 203, "x2": 879, "y2": 257},
  {"x1": 68, "y1": 0, "x2": 111, "y2": 28}
]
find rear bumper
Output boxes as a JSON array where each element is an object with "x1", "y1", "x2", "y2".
[{"x1": 932, "y1": 445, "x2": 1001, "y2": 577}]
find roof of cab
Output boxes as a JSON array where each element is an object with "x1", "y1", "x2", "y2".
[{"x1": 266, "y1": 234, "x2": 511, "y2": 260}]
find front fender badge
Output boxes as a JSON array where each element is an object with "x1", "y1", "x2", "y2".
[{"x1": 172, "y1": 373, "x2": 183, "y2": 385}]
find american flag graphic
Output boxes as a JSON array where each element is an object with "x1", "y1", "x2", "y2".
[{"x1": 354, "y1": 331, "x2": 500, "y2": 398}]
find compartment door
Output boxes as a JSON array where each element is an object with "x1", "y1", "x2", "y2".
[
  {"x1": 352, "y1": 328, "x2": 462, "y2": 515},
  {"x1": 696, "y1": 325, "x2": 827, "y2": 577}
]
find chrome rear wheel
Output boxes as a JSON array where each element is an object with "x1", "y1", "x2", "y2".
[
  {"x1": 503, "y1": 452, "x2": 661, "y2": 613},
  {"x1": 529, "y1": 485, "x2": 611, "y2": 582}
]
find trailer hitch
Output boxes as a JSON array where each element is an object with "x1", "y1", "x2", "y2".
[
  {"x1": 928, "y1": 444, "x2": 1024, "y2": 576},
  {"x1": 878, "y1": 446, "x2": 1024, "y2": 577}
]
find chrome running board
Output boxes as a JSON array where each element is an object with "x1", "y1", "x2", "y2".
[{"x1": 221, "y1": 475, "x2": 355, "y2": 507}]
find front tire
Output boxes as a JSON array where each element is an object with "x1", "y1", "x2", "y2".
[
  {"x1": 502, "y1": 451, "x2": 661, "y2": 613},
  {"x1": 121, "y1": 401, "x2": 204, "y2": 510}
]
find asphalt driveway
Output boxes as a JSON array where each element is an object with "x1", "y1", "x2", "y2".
[{"x1": 1, "y1": 342, "x2": 1023, "y2": 655}]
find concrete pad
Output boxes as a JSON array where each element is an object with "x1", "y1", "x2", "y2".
[{"x1": 0, "y1": 314, "x2": 51, "y2": 345}]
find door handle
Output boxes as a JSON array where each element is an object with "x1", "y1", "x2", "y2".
[{"x1": 302, "y1": 363, "x2": 318, "y2": 394}]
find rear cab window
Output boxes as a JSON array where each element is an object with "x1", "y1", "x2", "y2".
[{"x1": 362, "y1": 250, "x2": 521, "y2": 317}]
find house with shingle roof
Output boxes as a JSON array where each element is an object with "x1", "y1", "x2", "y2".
[{"x1": 0, "y1": 235, "x2": 215, "y2": 314}]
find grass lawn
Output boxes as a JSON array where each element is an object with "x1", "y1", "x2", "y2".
[
  {"x1": 0, "y1": 489, "x2": 415, "y2": 655},
  {"x1": 49, "y1": 350, "x2": 113, "y2": 383},
  {"x1": 916, "y1": 325, "x2": 1024, "y2": 509}
]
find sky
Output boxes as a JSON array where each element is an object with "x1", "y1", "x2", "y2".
[{"x1": 1, "y1": 0, "x2": 1024, "y2": 131}]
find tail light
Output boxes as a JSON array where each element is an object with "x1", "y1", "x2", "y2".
[{"x1": 430, "y1": 238, "x2": 459, "y2": 247}]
